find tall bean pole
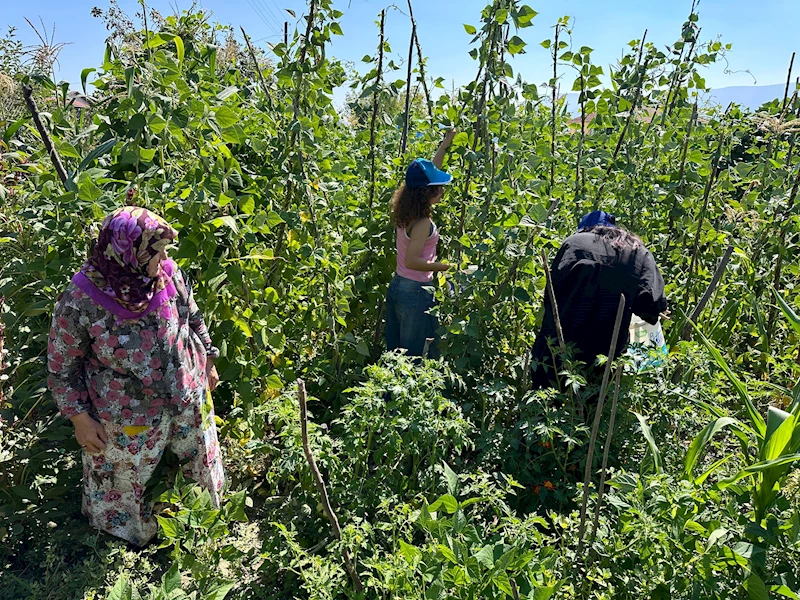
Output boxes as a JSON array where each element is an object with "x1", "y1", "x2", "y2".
[{"x1": 367, "y1": 10, "x2": 387, "y2": 219}]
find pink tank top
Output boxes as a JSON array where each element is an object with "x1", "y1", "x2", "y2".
[{"x1": 396, "y1": 220, "x2": 439, "y2": 282}]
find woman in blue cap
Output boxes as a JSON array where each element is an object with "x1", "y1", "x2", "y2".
[
  {"x1": 530, "y1": 210, "x2": 668, "y2": 390},
  {"x1": 385, "y1": 130, "x2": 456, "y2": 358}
]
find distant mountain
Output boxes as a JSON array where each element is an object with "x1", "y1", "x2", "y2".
[{"x1": 563, "y1": 83, "x2": 788, "y2": 116}]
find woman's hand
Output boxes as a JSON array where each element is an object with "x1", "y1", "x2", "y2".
[
  {"x1": 206, "y1": 358, "x2": 219, "y2": 392},
  {"x1": 71, "y1": 412, "x2": 108, "y2": 454}
]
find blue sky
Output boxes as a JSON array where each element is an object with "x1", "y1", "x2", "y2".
[{"x1": 3, "y1": 0, "x2": 798, "y2": 102}]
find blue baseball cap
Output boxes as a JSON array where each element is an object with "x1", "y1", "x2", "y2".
[
  {"x1": 578, "y1": 210, "x2": 617, "y2": 231},
  {"x1": 405, "y1": 159, "x2": 453, "y2": 189}
]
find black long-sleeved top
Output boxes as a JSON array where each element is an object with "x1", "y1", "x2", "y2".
[{"x1": 531, "y1": 230, "x2": 667, "y2": 376}]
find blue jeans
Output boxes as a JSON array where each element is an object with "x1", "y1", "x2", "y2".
[{"x1": 385, "y1": 274, "x2": 440, "y2": 358}]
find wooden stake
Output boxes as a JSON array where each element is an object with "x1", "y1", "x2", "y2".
[
  {"x1": 541, "y1": 249, "x2": 566, "y2": 353},
  {"x1": 406, "y1": 0, "x2": 433, "y2": 127},
  {"x1": 590, "y1": 365, "x2": 623, "y2": 545},
  {"x1": 783, "y1": 52, "x2": 796, "y2": 112},
  {"x1": 578, "y1": 294, "x2": 626, "y2": 552},
  {"x1": 241, "y1": 27, "x2": 271, "y2": 103},
  {"x1": 297, "y1": 379, "x2": 363, "y2": 592},
  {"x1": 681, "y1": 244, "x2": 733, "y2": 341},
  {"x1": 399, "y1": 20, "x2": 416, "y2": 156},
  {"x1": 22, "y1": 84, "x2": 69, "y2": 187}
]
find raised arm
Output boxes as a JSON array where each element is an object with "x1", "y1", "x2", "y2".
[{"x1": 432, "y1": 129, "x2": 457, "y2": 169}]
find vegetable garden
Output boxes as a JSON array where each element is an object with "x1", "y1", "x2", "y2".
[{"x1": 1, "y1": 0, "x2": 800, "y2": 598}]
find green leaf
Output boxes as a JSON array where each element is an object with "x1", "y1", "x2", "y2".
[
  {"x1": 762, "y1": 407, "x2": 794, "y2": 461},
  {"x1": 80, "y1": 68, "x2": 96, "y2": 95},
  {"x1": 108, "y1": 576, "x2": 138, "y2": 600},
  {"x1": 633, "y1": 412, "x2": 663, "y2": 474},
  {"x1": 240, "y1": 196, "x2": 255, "y2": 215},
  {"x1": 507, "y1": 36, "x2": 527, "y2": 55},
  {"x1": 330, "y1": 22, "x2": 343, "y2": 36},
  {"x1": 77, "y1": 138, "x2": 117, "y2": 173},
  {"x1": 685, "y1": 417, "x2": 739, "y2": 479},
  {"x1": 473, "y1": 545, "x2": 494, "y2": 568},
  {"x1": 226, "y1": 490, "x2": 248, "y2": 522},
  {"x1": 203, "y1": 581, "x2": 235, "y2": 600},
  {"x1": 492, "y1": 573, "x2": 513, "y2": 597},
  {"x1": 463, "y1": 24, "x2": 477, "y2": 35},
  {"x1": 744, "y1": 573, "x2": 769, "y2": 600},
  {"x1": 772, "y1": 286, "x2": 800, "y2": 337},
  {"x1": 541, "y1": 39, "x2": 552, "y2": 49},
  {"x1": 398, "y1": 540, "x2": 421, "y2": 564},
  {"x1": 355, "y1": 340, "x2": 370, "y2": 356},
  {"x1": 691, "y1": 320, "x2": 766, "y2": 436},
  {"x1": 234, "y1": 318, "x2": 253, "y2": 338},
  {"x1": 210, "y1": 216, "x2": 239, "y2": 233},
  {"x1": 78, "y1": 178, "x2": 104, "y2": 202},
  {"x1": 157, "y1": 515, "x2": 180, "y2": 539},
  {"x1": 161, "y1": 563, "x2": 181, "y2": 594},
  {"x1": 437, "y1": 544, "x2": 458, "y2": 564},
  {"x1": 515, "y1": 5, "x2": 538, "y2": 27},
  {"x1": 443, "y1": 461, "x2": 458, "y2": 496},
  {"x1": 266, "y1": 374, "x2": 283, "y2": 390},
  {"x1": 172, "y1": 35, "x2": 185, "y2": 65},
  {"x1": 215, "y1": 106, "x2": 239, "y2": 129},
  {"x1": 428, "y1": 494, "x2": 458, "y2": 514}
]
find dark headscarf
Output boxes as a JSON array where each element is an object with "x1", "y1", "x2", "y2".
[{"x1": 72, "y1": 206, "x2": 178, "y2": 319}]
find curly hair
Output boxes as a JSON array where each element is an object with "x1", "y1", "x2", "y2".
[
  {"x1": 583, "y1": 225, "x2": 643, "y2": 251},
  {"x1": 390, "y1": 184, "x2": 444, "y2": 229}
]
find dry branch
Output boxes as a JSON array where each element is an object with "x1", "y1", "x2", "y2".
[
  {"x1": 22, "y1": 84, "x2": 69, "y2": 187},
  {"x1": 297, "y1": 379, "x2": 363, "y2": 592},
  {"x1": 578, "y1": 294, "x2": 626, "y2": 551}
]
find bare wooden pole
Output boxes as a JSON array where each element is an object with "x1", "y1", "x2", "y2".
[
  {"x1": 22, "y1": 84, "x2": 69, "y2": 187},
  {"x1": 577, "y1": 294, "x2": 626, "y2": 552},
  {"x1": 241, "y1": 27, "x2": 271, "y2": 103},
  {"x1": 284, "y1": 21, "x2": 289, "y2": 47},
  {"x1": 681, "y1": 244, "x2": 733, "y2": 341},
  {"x1": 399, "y1": 19, "x2": 416, "y2": 156},
  {"x1": 297, "y1": 379, "x2": 363, "y2": 592},
  {"x1": 590, "y1": 365, "x2": 623, "y2": 545},
  {"x1": 541, "y1": 249, "x2": 566, "y2": 353},
  {"x1": 406, "y1": 0, "x2": 433, "y2": 127},
  {"x1": 783, "y1": 52, "x2": 796, "y2": 112}
]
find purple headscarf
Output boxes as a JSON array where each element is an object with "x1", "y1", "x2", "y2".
[{"x1": 72, "y1": 206, "x2": 179, "y2": 320}]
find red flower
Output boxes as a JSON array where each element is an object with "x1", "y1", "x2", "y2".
[
  {"x1": 109, "y1": 380, "x2": 122, "y2": 391},
  {"x1": 57, "y1": 317, "x2": 69, "y2": 329},
  {"x1": 68, "y1": 348, "x2": 85, "y2": 357},
  {"x1": 106, "y1": 335, "x2": 119, "y2": 347},
  {"x1": 533, "y1": 485, "x2": 541, "y2": 495},
  {"x1": 544, "y1": 481, "x2": 556, "y2": 490},
  {"x1": 89, "y1": 325, "x2": 103, "y2": 337},
  {"x1": 119, "y1": 395, "x2": 131, "y2": 406},
  {"x1": 132, "y1": 351, "x2": 146, "y2": 363},
  {"x1": 149, "y1": 357, "x2": 162, "y2": 369},
  {"x1": 114, "y1": 348, "x2": 128, "y2": 359},
  {"x1": 62, "y1": 333, "x2": 75, "y2": 345},
  {"x1": 121, "y1": 408, "x2": 133, "y2": 419}
]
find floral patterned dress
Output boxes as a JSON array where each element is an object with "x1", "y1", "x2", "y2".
[{"x1": 47, "y1": 266, "x2": 225, "y2": 546}]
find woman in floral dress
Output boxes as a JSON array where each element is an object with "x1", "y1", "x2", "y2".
[{"x1": 47, "y1": 206, "x2": 224, "y2": 546}]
